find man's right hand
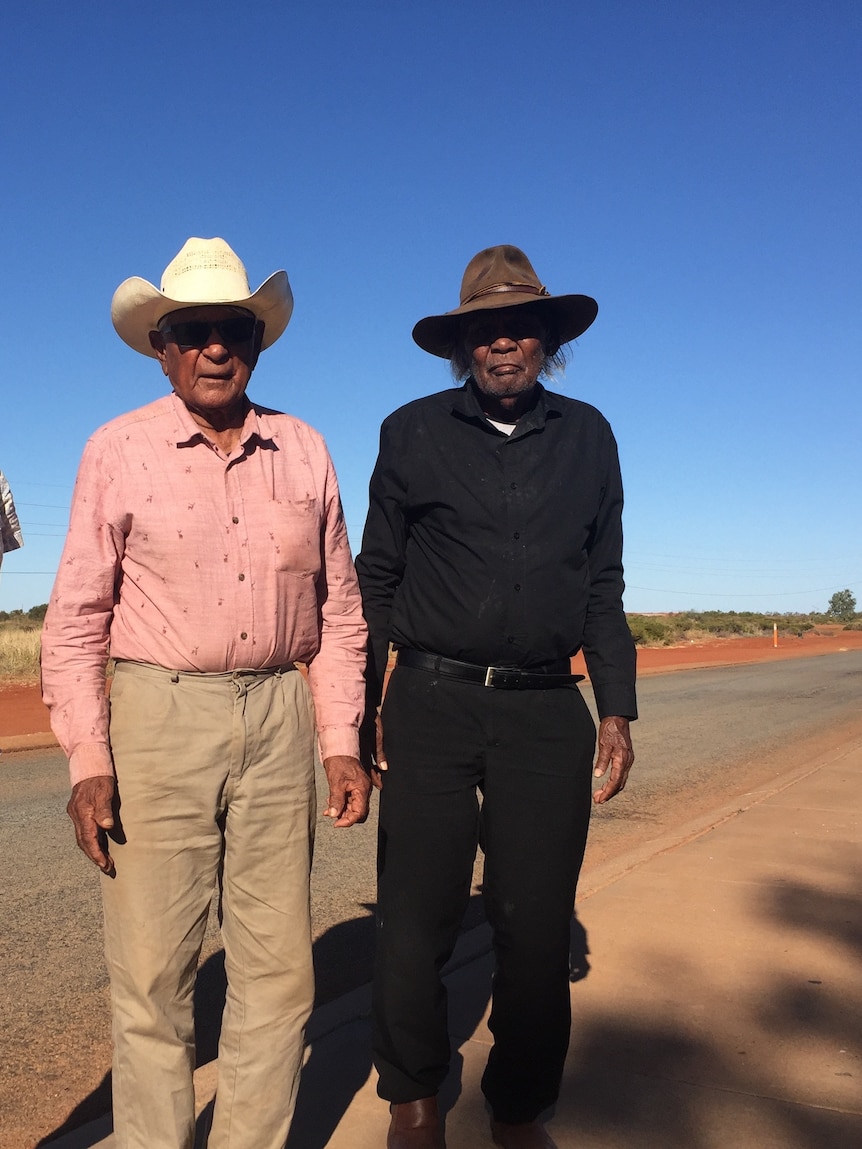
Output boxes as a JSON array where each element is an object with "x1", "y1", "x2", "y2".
[{"x1": 67, "y1": 775, "x2": 116, "y2": 875}]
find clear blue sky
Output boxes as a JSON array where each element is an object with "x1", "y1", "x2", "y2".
[{"x1": 1, "y1": 1, "x2": 859, "y2": 614}]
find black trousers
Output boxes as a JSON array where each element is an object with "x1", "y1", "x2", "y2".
[{"x1": 373, "y1": 664, "x2": 596, "y2": 1123}]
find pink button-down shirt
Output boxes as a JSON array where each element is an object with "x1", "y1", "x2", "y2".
[{"x1": 42, "y1": 393, "x2": 367, "y2": 785}]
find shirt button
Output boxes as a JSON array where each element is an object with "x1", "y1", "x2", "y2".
[
  {"x1": 514, "y1": 584, "x2": 521, "y2": 591},
  {"x1": 240, "y1": 631, "x2": 248, "y2": 640},
  {"x1": 513, "y1": 531, "x2": 520, "y2": 539},
  {"x1": 507, "y1": 636, "x2": 515, "y2": 644},
  {"x1": 238, "y1": 573, "x2": 245, "y2": 581},
  {"x1": 232, "y1": 516, "x2": 239, "y2": 524},
  {"x1": 510, "y1": 482, "x2": 517, "y2": 489}
]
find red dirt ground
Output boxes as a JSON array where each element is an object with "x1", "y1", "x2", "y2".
[
  {"x1": 2, "y1": 628, "x2": 860, "y2": 741},
  {"x1": 0, "y1": 679, "x2": 52, "y2": 738},
  {"x1": 575, "y1": 625, "x2": 862, "y2": 678}
]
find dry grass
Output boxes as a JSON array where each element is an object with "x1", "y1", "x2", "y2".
[{"x1": 0, "y1": 626, "x2": 41, "y2": 682}]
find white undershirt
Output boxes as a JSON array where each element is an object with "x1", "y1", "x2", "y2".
[{"x1": 486, "y1": 419, "x2": 516, "y2": 436}]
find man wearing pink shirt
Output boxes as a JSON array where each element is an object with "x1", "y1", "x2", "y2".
[{"x1": 41, "y1": 237, "x2": 370, "y2": 1149}]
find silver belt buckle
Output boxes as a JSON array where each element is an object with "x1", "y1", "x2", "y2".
[{"x1": 484, "y1": 665, "x2": 503, "y2": 687}]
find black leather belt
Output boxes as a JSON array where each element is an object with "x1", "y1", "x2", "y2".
[{"x1": 395, "y1": 648, "x2": 584, "y2": 690}]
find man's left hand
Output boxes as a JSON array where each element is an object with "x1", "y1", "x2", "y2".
[
  {"x1": 322, "y1": 755, "x2": 372, "y2": 827},
  {"x1": 592, "y1": 716, "x2": 634, "y2": 804}
]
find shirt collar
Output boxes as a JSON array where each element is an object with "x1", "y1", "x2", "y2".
[
  {"x1": 168, "y1": 392, "x2": 272, "y2": 451},
  {"x1": 450, "y1": 380, "x2": 560, "y2": 434}
]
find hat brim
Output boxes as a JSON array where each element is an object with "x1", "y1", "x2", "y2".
[
  {"x1": 111, "y1": 271, "x2": 293, "y2": 358},
  {"x1": 412, "y1": 292, "x2": 598, "y2": 358}
]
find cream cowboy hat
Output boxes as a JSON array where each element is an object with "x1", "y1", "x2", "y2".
[
  {"x1": 111, "y1": 237, "x2": 293, "y2": 358},
  {"x1": 412, "y1": 245, "x2": 597, "y2": 358}
]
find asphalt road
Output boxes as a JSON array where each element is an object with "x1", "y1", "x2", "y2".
[{"x1": 2, "y1": 650, "x2": 861, "y2": 1147}]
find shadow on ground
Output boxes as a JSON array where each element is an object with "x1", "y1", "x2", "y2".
[
  {"x1": 37, "y1": 873, "x2": 862, "y2": 1148},
  {"x1": 36, "y1": 894, "x2": 488, "y2": 1147},
  {"x1": 557, "y1": 867, "x2": 862, "y2": 1149}
]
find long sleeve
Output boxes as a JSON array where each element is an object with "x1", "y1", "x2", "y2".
[
  {"x1": 580, "y1": 423, "x2": 638, "y2": 720},
  {"x1": 304, "y1": 451, "x2": 368, "y2": 760},
  {"x1": 41, "y1": 439, "x2": 124, "y2": 783},
  {"x1": 355, "y1": 418, "x2": 408, "y2": 709}
]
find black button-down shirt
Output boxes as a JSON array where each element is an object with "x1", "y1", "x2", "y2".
[{"x1": 356, "y1": 381, "x2": 637, "y2": 720}]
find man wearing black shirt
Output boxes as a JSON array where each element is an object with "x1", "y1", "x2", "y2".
[{"x1": 357, "y1": 246, "x2": 637, "y2": 1149}]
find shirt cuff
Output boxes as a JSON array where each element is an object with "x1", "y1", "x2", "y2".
[
  {"x1": 69, "y1": 742, "x2": 115, "y2": 786},
  {"x1": 592, "y1": 682, "x2": 638, "y2": 722},
  {"x1": 318, "y1": 725, "x2": 361, "y2": 761}
]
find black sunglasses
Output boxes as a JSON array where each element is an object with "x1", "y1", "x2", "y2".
[{"x1": 158, "y1": 316, "x2": 257, "y2": 349}]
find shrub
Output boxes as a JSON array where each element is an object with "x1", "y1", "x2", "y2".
[
  {"x1": 625, "y1": 611, "x2": 822, "y2": 646},
  {"x1": 627, "y1": 616, "x2": 675, "y2": 646}
]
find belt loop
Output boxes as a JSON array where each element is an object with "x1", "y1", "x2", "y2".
[{"x1": 170, "y1": 671, "x2": 179, "y2": 684}]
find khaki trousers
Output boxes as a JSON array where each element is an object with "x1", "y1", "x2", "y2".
[{"x1": 102, "y1": 661, "x2": 317, "y2": 1149}]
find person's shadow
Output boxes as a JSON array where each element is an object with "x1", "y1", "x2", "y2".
[
  {"x1": 285, "y1": 905, "x2": 590, "y2": 1148},
  {"x1": 38, "y1": 901, "x2": 590, "y2": 1148}
]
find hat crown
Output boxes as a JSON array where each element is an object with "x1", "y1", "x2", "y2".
[
  {"x1": 459, "y1": 245, "x2": 546, "y2": 306},
  {"x1": 160, "y1": 237, "x2": 253, "y2": 305}
]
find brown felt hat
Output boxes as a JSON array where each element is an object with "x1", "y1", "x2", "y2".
[{"x1": 412, "y1": 245, "x2": 598, "y2": 358}]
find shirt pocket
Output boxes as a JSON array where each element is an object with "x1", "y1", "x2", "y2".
[{"x1": 267, "y1": 495, "x2": 323, "y2": 579}]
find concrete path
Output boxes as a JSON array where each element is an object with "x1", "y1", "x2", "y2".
[{"x1": 46, "y1": 730, "x2": 862, "y2": 1149}]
